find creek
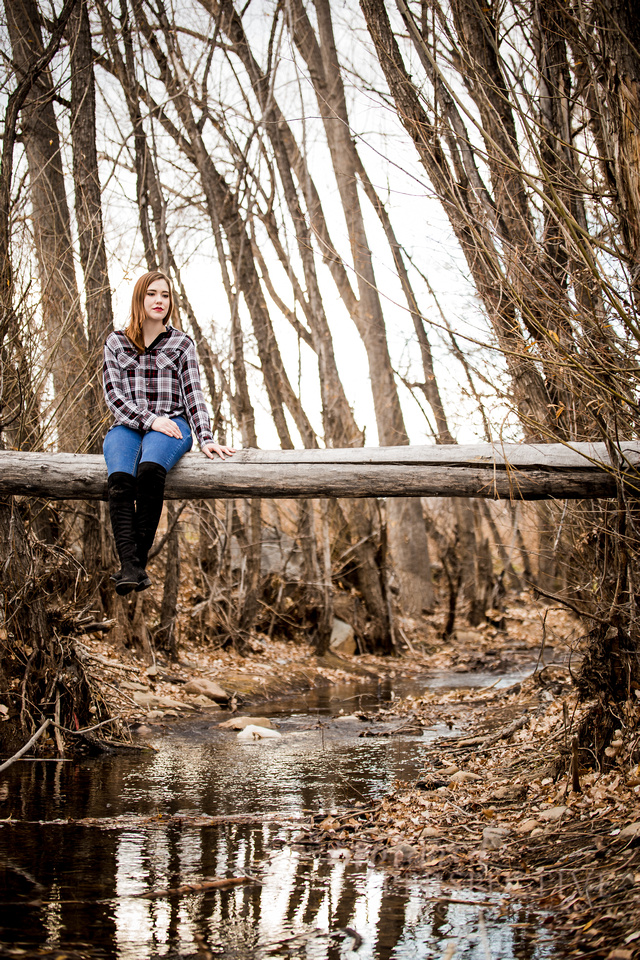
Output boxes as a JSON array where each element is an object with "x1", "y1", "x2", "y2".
[{"x1": 0, "y1": 675, "x2": 552, "y2": 959}]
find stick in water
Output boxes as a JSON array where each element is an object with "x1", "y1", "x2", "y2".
[{"x1": 0, "y1": 719, "x2": 51, "y2": 773}]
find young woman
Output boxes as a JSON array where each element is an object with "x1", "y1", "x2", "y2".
[{"x1": 102, "y1": 271, "x2": 235, "y2": 595}]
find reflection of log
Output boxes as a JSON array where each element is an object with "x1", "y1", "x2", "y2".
[{"x1": 0, "y1": 442, "x2": 638, "y2": 501}]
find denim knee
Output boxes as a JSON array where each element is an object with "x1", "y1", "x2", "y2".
[
  {"x1": 103, "y1": 425, "x2": 143, "y2": 477},
  {"x1": 139, "y1": 417, "x2": 192, "y2": 472}
]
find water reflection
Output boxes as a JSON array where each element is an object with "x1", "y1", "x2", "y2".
[{"x1": 0, "y1": 683, "x2": 550, "y2": 959}]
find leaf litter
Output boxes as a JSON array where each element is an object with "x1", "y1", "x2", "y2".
[{"x1": 295, "y1": 666, "x2": 640, "y2": 959}]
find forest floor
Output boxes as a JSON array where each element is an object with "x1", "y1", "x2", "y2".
[
  {"x1": 73, "y1": 595, "x2": 640, "y2": 959},
  {"x1": 80, "y1": 591, "x2": 573, "y2": 725},
  {"x1": 295, "y1": 675, "x2": 640, "y2": 959}
]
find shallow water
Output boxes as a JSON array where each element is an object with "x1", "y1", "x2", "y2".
[{"x1": 0, "y1": 677, "x2": 551, "y2": 959}]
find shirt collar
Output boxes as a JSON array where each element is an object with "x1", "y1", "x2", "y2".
[{"x1": 145, "y1": 325, "x2": 172, "y2": 352}]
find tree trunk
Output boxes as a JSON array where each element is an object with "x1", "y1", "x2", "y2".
[
  {"x1": 7, "y1": 0, "x2": 89, "y2": 452},
  {"x1": 212, "y1": 0, "x2": 391, "y2": 638},
  {"x1": 69, "y1": 0, "x2": 115, "y2": 575},
  {"x1": 359, "y1": 0, "x2": 552, "y2": 435},
  {"x1": 157, "y1": 502, "x2": 180, "y2": 659},
  {"x1": 590, "y1": 0, "x2": 640, "y2": 304},
  {"x1": 0, "y1": 442, "x2": 629, "y2": 499},
  {"x1": 316, "y1": 499, "x2": 334, "y2": 655},
  {"x1": 289, "y1": 0, "x2": 434, "y2": 615}
]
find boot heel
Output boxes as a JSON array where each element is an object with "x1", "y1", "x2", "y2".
[
  {"x1": 136, "y1": 571, "x2": 152, "y2": 592},
  {"x1": 114, "y1": 561, "x2": 142, "y2": 596}
]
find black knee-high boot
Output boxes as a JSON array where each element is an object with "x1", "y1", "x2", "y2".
[
  {"x1": 108, "y1": 472, "x2": 144, "y2": 596},
  {"x1": 134, "y1": 462, "x2": 167, "y2": 589}
]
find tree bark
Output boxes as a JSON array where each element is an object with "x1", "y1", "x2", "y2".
[
  {"x1": 6, "y1": 0, "x2": 90, "y2": 452},
  {"x1": 0, "y1": 442, "x2": 630, "y2": 500},
  {"x1": 359, "y1": 0, "x2": 552, "y2": 435},
  {"x1": 589, "y1": 0, "x2": 640, "y2": 303},
  {"x1": 157, "y1": 502, "x2": 180, "y2": 659},
  {"x1": 68, "y1": 0, "x2": 115, "y2": 573},
  {"x1": 288, "y1": 0, "x2": 434, "y2": 614}
]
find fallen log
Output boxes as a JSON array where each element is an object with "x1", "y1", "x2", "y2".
[{"x1": 0, "y1": 441, "x2": 638, "y2": 501}]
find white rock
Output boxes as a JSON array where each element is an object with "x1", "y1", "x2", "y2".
[
  {"x1": 482, "y1": 827, "x2": 508, "y2": 850},
  {"x1": 516, "y1": 818, "x2": 541, "y2": 834},
  {"x1": 133, "y1": 691, "x2": 195, "y2": 711},
  {"x1": 539, "y1": 805, "x2": 568, "y2": 822},
  {"x1": 237, "y1": 724, "x2": 282, "y2": 740},
  {"x1": 619, "y1": 821, "x2": 640, "y2": 840},
  {"x1": 330, "y1": 618, "x2": 356, "y2": 656},
  {"x1": 218, "y1": 716, "x2": 274, "y2": 730},
  {"x1": 183, "y1": 678, "x2": 228, "y2": 702},
  {"x1": 132, "y1": 724, "x2": 153, "y2": 737},
  {"x1": 449, "y1": 770, "x2": 482, "y2": 784}
]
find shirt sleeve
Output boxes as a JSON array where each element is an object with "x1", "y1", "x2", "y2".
[
  {"x1": 178, "y1": 341, "x2": 214, "y2": 448},
  {"x1": 102, "y1": 338, "x2": 157, "y2": 432}
]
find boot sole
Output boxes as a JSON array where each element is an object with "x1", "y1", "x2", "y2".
[
  {"x1": 115, "y1": 578, "x2": 139, "y2": 596},
  {"x1": 136, "y1": 576, "x2": 152, "y2": 592}
]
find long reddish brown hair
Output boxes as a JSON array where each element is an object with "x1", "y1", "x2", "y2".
[{"x1": 124, "y1": 271, "x2": 174, "y2": 352}]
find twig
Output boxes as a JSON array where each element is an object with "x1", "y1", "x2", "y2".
[
  {"x1": 571, "y1": 736, "x2": 582, "y2": 793},
  {"x1": 75, "y1": 642, "x2": 139, "y2": 673},
  {"x1": 81, "y1": 620, "x2": 117, "y2": 634},
  {"x1": 52, "y1": 716, "x2": 122, "y2": 736},
  {"x1": 149, "y1": 501, "x2": 187, "y2": 560},
  {"x1": 9, "y1": 757, "x2": 72, "y2": 762},
  {"x1": 483, "y1": 713, "x2": 529, "y2": 747},
  {"x1": 455, "y1": 713, "x2": 529, "y2": 749},
  {"x1": 531, "y1": 584, "x2": 608, "y2": 623},
  {"x1": 92, "y1": 677, "x2": 141, "y2": 708},
  {"x1": 53, "y1": 687, "x2": 65, "y2": 757},
  {"x1": 140, "y1": 875, "x2": 256, "y2": 898},
  {"x1": 397, "y1": 625, "x2": 416, "y2": 655},
  {"x1": 533, "y1": 609, "x2": 548, "y2": 674},
  {"x1": 0, "y1": 719, "x2": 51, "y2": 773},
  {"x1": 476, "y1": 677, "x2": 504, "y2": 694}
]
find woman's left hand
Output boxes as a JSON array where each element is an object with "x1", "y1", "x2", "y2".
[{"x1": 202, "y1": 443, "x2": 237, "y2": 461}]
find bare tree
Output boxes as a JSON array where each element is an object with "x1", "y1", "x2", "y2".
[{"x1": 6, "y1": 0, "x2": 91, "y2": 452}]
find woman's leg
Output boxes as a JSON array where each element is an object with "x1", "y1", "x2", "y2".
[
  {"x1": 103, "y1": 425, "x2": 144, "y2": 595},
  {"x1": 135, "y1": 418, "x2": 193, "y2": 573}
]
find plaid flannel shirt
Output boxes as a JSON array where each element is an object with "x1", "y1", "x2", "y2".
[{"x1": 103, "y1": 326, "x2": 214, "y2": 449}]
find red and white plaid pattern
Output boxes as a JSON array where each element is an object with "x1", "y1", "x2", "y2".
[{"x1": 103, "y1": 327, "x2": 214, "y2": 448}]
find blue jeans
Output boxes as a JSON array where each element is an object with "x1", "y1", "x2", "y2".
[{"x1": 103, "y1": 417, "x2": 193, "y2": 477}]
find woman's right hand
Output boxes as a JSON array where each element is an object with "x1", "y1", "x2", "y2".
[{"x1": 151, "y1": 417, "x2": 183, "y2": 439}]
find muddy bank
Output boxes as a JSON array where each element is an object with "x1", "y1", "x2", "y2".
[
  {"x1": 73, "y1": 595, "x2": 565, "y2": 733},
  {"x1": 296, "y1": 671, "x2": 640, "y2": 959}
]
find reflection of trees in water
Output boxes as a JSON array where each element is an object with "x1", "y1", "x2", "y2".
[
  {"x1": 111, "y1": 825, "x2": 385, "y2": 954},
  {"x1": 0, "y1": 817, "x2": 535, "y2": 957},
  {"x1": 0, "y1": 740, "x2": 538, "y2": 958}
]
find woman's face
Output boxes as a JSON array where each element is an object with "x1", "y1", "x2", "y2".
[{"x1": 143, "y1": 279, "x2": 171, "y2": 324}]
